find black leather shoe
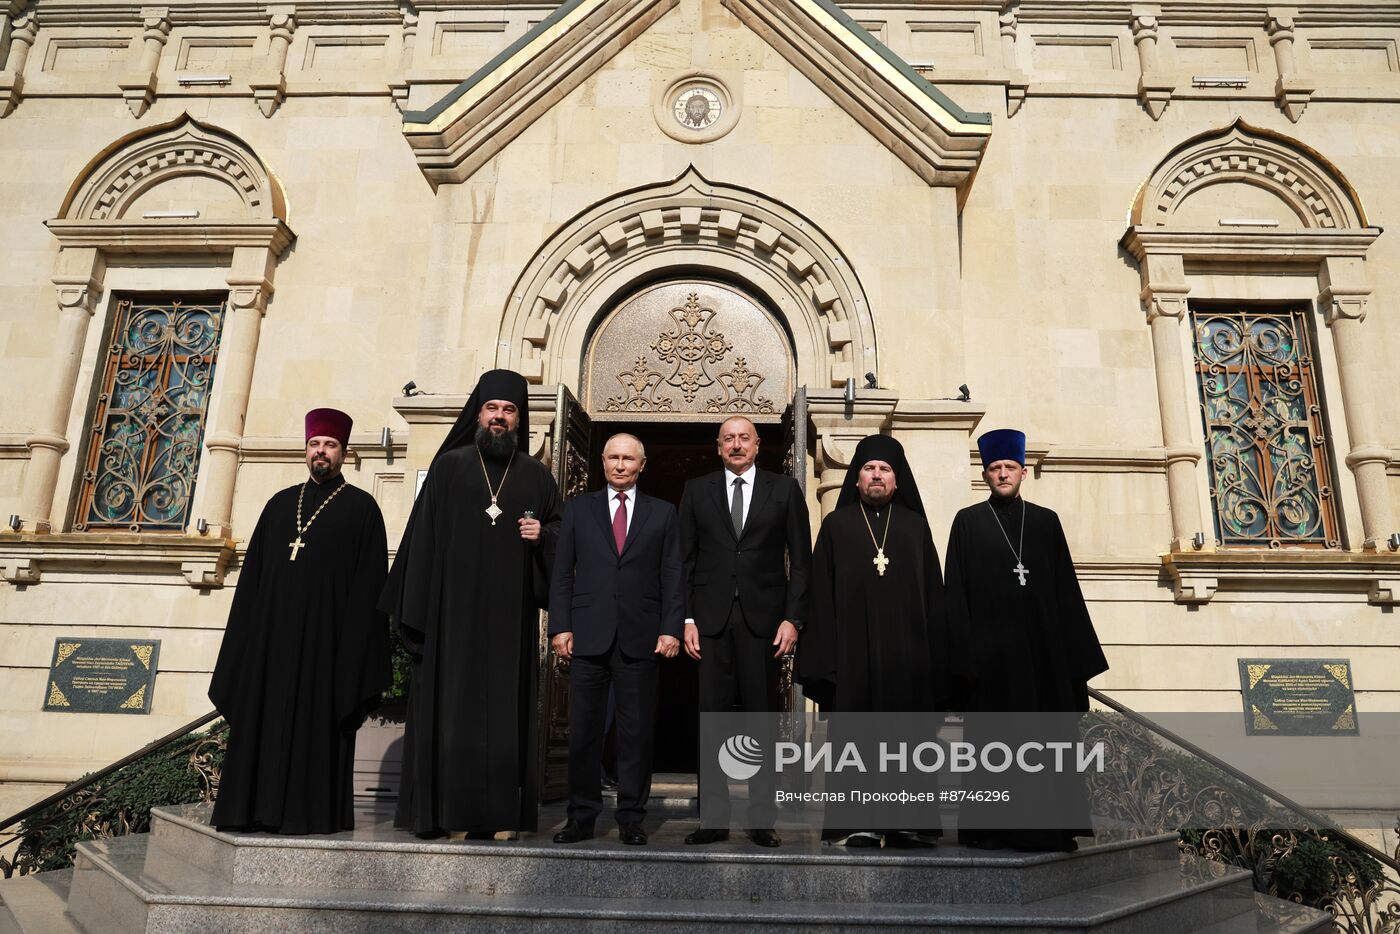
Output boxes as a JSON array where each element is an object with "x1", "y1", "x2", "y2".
[
  {"x1": 618, "y1": 821, "x2": 648, "y2": 845},
  {"x1": 747, "y1": 828, "x2": 781, "y2": 848},
  {"x1": 685, "y1": 828, "x2": 730, "y2": 845},
  {"x1": 552, "y1": 820, "x2": 595, "y2": 843}
]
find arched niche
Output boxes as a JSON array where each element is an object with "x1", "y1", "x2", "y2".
[
  {"x1": 497, "y1": 168, "x2": 877, "y2": 392},
  {"x1": 1129, "y1": 120, "x2": 1367, "y2": 230}
]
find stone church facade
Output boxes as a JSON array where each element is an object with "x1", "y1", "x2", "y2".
[{"x1": 0, "y1": 0, "x2": 1398, "y2": 821}]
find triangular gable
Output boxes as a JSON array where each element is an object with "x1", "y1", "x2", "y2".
[{"x1": 402, "y1": 0, "x2": 991, "y2": 192}]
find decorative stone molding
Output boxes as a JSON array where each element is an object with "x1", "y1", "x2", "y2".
[
  {"x1": 1163, "y1": 550, "x2": 1400, "y2": 606},
  {"x1": 120, "y1": 7, "x2": 171, "y2": 117},
  {"x1": 0, "y1": 533, "x2": 237, "y2": 588},
  {"x1": 251, "y1": 7, "x2": 296, "y2": 117},
  {"x1": 402, "y1": 0, "x2": 990, "y2": 193},
  {"x1": 499, "y1": 168, "x2": 877, "y2": 393},
  {"x1": 1267, "y1": 10, "x2": 1313, "y2": 122},
  {"x1": 1130, "y1": 121, "x2": 1365, "y2": 231},
  {"x1": 0, "y1": 6, "x2": 35, "y2": 117},
  {"x1": 1131, "y1": 10, "x2": 1174, "y2": 120}
]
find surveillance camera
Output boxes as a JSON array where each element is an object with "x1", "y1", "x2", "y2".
[{"x1": 402, "y1": 380, "x2": 418, "y2": 397}]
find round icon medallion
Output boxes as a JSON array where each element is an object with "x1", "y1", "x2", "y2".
[{"x1": 673, "y1": 86, "x2": 722, "y2": 130}]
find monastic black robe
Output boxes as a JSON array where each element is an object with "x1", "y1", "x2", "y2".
[
  {"x1": 210, "y1": 474, "x2": 390, "y2": 834},
  {"x1": 800, "y1": 500, "x2": 951, "y2": 712},
  {"x1": 389, "y1": 447, "x2": 562, "y2": 835},
  {"x1": 944, "y1": 496, "x2": 1109, "y2": 850},
  {"x1": 944, "y1": 496, "x2": 1107, "y2": 713}
]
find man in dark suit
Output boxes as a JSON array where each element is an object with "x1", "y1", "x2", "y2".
[
  {"x1": 549, "y1": 433, "x2": 682, "y2": 846},
  {"x1": 680, "y1": 415, "x2": 811, "y2": 847}
]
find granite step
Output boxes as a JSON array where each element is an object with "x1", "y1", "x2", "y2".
[
  {"x1": 66, "y1": 832, "x2": 1276, "y2": 933},
  {"x1": 1190, "y1": 901, "x2": 1335, "y2": 934},
  {"x1": 0, "y1": 870, "x2": 79, "y2": 934},
  {"x1": 147, "y1": 803, "x2": 1182, "y2": 905}
]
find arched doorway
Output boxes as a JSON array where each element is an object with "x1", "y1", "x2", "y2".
[{"x1": 577, "y1": 279, "x2": 800, "y2": 774}]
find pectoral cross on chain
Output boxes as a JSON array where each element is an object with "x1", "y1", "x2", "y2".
[
  {"x1": 873, "y1": 549, "x2": 890, "y2": 577},
  {"x1": 288, "y1": 536, "x2": 305, "y2": 561},
  {"x1": 1013, "y1": 562, "x2": 1028, "y2": 586}
]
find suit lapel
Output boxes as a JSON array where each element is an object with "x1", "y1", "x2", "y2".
[
  {"x1": 712, "y1": 471, "x2": 738, "y2": 542},
  {"x1": 621, "y1": 492, "x2": 651, "y2": 557},
  {"x1": 740, "y1": 470, "x2": 772, "y2": 541},
  {"x1": 592, "y1": 489, "x2": 618, "y2": 555}
]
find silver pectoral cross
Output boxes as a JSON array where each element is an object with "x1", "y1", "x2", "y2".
[
  {"x1": 873, "y1": 549, "x2": 889, "y2": 577},
  {"x1": 288, "y1": 536, "x2": 305, "y2": 561},
  {"x1": 1013, "y1": 562, "x2": 1028, "y2": 586},
  {"x1": 485, "y1": 499, "x2": 503, "y2": 526}
]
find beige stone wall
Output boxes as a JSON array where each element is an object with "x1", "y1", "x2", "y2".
[{"x1": 0, "y1": 0, "x2": 1397, "y2": 817}]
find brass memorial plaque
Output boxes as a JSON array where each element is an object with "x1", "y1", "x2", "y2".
[
  {"x1": 1238, "y1": 658, "x2": 1357, "y2": 736},
  {"x1": 42, "y1": 638, "x2": 160, "y2": 715}
]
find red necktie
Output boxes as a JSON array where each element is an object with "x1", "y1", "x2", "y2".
[{"x1": 612, "y1": 491, "x2": 628, "y2": 553}]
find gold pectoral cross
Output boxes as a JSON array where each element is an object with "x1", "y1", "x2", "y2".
[
  {"x1": 288, "y1": 536, "x2": 305, "y2": 561},
  {"x1": 873, "y1": 549, "x2": 889, "y2": 576}
]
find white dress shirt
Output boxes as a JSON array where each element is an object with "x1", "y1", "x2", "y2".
[{"x1": 725, "y1": 463, "x2": 758, "y2": 527}]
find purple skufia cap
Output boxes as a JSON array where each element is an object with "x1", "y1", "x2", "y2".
[
  {"x1": 977, "y1": 429, "x2": 1026, "y2": 468},
  {"x1": 305, "y1": 408, "x2": 352, "y2": 446}
]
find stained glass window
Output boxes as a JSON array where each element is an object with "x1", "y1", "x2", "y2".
[
  {"x1": 1191, "y1": 305, "x2": 1339, "y2": 548},
  {"x1": 74, "y1": 294, "x2": 226, "y2": 532}
]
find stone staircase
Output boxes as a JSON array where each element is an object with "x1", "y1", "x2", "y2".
[{"x1": 1, "y1": 801, "x2": 1333, "y2": 933}]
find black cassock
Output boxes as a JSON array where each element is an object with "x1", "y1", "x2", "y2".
[
  {"x1": 389, "y1": 448, "x2": 562, "y2": 834},
  {"x1": 210, "y1": 475, "x2": 390, "y2": 834},
  {"x1": 800, "y1": 500, "x2": 951, "y2": 711},
  {"x1": 945, "y1": 495, "x2": 1109, "y2": 850}
]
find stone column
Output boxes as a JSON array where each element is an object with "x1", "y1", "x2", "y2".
[
  {"x1": 194, "y1": 248, "x2": 274, "y2": 538},
  {"x1": 252, "y1": 7, "x2": 295, "y2": 117},
  {"x1": 0, "y1": 7, "x2": 37, "y2": 118},
  {"x1": 391, "y1": 2, "x2": 418, "y2": 112},
  {"x1": 1268, "y1": 9, "x2": 1312, "y2": 122},
  {"x1": 120, "y1": 7, "x2": 170, "y2": 117},
  {"x1": 1132, "y1": 8, "x2": 1173, "y2": 119},
  {"x1": 1140, "y1": 254, "x2": 1206, "y2": 551},
  {"x1": 18, "y1": 250, "x2": 105, "y2": 532},
  {"x1": 1319, "y1": 256, "x2": 1392, "y2": 549}
]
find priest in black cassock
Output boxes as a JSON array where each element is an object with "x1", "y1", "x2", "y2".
[
  {"x1": 799, "y1": 434, "x2": 950, "y2": 848},
  {"x1": 946, "y1": 428, "x2": 1109, "y2": 853},
  {"x1": 210, "y1": 408, "x2": 390, "y2": 835},
  {"x1": 380, "y1": 369, "x2": 563, "y2": 838}
]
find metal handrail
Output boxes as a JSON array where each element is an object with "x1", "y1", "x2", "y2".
[
  {"x1": 1089, "y1": 687, "x2": 1398, "y2": 871},
  {"x1": 0, "y1": 709, "x2": 221, "y2": 836}
]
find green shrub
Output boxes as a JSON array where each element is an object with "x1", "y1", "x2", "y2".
[{"x1": 16, "y1": 721, "x2": 227, "y2": 874}]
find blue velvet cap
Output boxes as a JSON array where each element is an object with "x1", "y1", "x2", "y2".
[{"x1": 977, "y1": 429, "x2": 1026, "y2": 468}]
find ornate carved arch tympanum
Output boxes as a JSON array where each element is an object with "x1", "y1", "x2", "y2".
[{"x1": 498, "y1": 168, "x2": 876, "y2": 392}]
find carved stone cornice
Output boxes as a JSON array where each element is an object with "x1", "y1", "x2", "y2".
[
  {"x1": 1162, "y1": 549, "x2": 1400, "y2": 606},
  {"x1": 0, "y1": 533, "x2": 238, "y2": 588},
  {"x1": 1122, "y1": 227, "x2": 1382, "y2": 264},
  {"x1": 45, "y1": 220, "x2": 296, "y2": 256}
]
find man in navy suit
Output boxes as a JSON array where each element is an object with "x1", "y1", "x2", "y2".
[
  {"x1": 680, "y1": 415, "x2": 811, "y2": 848},
  {"x1": 549, "y1": 433, "x2": 682, "y2": 845}
]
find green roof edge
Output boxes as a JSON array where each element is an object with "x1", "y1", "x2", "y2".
[
  {"x1": 809, "y1": 0, "x2": 992, "y2": 126},
  {"x1": 404, "y1": 0, "x2": 992, "y2": 129},
  {"x1": 402, "y1": 0, "x2": 593, "y2": 125}
]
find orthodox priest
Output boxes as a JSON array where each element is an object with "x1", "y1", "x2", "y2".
[
  {"x1": 210, "y1": 408, "x2": 390, "y2": 834},
  {"x1": 946, "y1": 428, "x2": 1109, "y2": 853},
  {"x1": 799, "y1": 434, "x2": 950, "y2": 848},
  {"x1": 381, "y1": 369, "x2": 563, "y2": 838}
]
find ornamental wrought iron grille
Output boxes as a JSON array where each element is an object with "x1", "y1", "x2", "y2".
[
  {"x1": 74, "y1": 294, "x2": 226, "y2": 532},
  {"x1": 1190, "y1": 305, "x2": 1339, "y2": 548}
]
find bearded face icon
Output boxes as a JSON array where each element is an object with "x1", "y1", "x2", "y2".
[{"x1": 684, "y1": 93, "x2": 710, "y2": 126}]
